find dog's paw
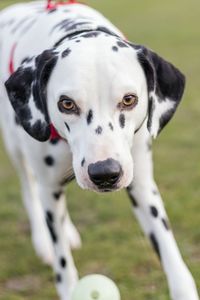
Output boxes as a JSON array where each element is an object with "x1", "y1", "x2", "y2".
[
  {"x1": 58, "y1": 269, "x2": 78, "y2": 300},
  {"x1": 171, "y1": 288, "x2": 199, "y2": 300},
  {"x1": 170, "y1": 269, "x2": 199, "y2": 300}
]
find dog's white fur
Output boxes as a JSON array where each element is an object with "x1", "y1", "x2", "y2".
[{"x1": 0, "y1": 1, "x2": 199, "y2": 299}]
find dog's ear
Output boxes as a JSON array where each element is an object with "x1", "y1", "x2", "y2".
[
  {"x1": 5, "y1": 49, "x2": 58, "y2": 141},
  {"x1": 134, "y1": 45, "x2": 185, "y2": 138}
]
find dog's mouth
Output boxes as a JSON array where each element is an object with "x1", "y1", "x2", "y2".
[
  {"x1": 92, "y1": 182, "x2": 121, "y2": 193},
  {"x1": 97, "y1": 188, "x2": 118, "y2": 193}
]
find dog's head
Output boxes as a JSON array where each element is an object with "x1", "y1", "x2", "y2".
[{"x1": 5, "y1": 33, "x2": 185, "y2": 192}]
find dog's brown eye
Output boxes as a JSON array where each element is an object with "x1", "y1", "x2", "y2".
[
  {"x1": 118, "y1": 94, "x2": 138, "y2": 110},
  {"x1": 122, "y1": 94, "x2": 138, "y2": 109},
  {"x1": 58, "y1": 96, "x2": 80, "y2": 114},
  {"x1": 62, "y1": 99, "x2": 75, "y2": 110}
]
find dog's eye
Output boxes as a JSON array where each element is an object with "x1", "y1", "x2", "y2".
[
  {"x1": 118, "y1": 94, "x2": 138, "y2": 110},
  {"x1": 58, "y1": 96, "x2": 80, "y2": 114},
  {"x1": 61, "y1": 99, "x2": 74, "y2": 110},
  {"x1": 123, "y1": 94, "x2": 138, "y2": 107}
]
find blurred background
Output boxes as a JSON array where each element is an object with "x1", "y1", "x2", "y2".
[{"x1": 0, "y1": 0, "x2": 200, "y2": 299}]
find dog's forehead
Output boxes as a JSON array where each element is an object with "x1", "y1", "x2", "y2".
[
  {"x1": 54, "y1": 34, "x2": 143, "y2": 84},
  {"x1": 57, "y1": 33, "x2": 138, "y2": 63},
  {"x1": 48, "y1": 35, "x2": 146, "y2": 104}
]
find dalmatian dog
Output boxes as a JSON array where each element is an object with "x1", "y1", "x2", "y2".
[{"x1": 0, "y1": 1, "x2": 199, "y2": 299}]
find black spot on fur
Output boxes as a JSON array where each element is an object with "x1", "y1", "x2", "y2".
[
  {"x1": 87, "y1": 109, "x2": 93, "y2": 125},
  {"x1": 75, "y1": 39, "x2": 80, "y2": 43},
  {"x1": 60, "y1": 257, "x2": 67, "y2": 268},
  {"x1": 108, "y1": 122, "x2": 114, "y2": 131},
  {"x1": 119, "y1": 113, "x2": 125, "y2": 128},
  {"x1": 53, "y1": 191, "x2": 63, "y2": 201},
  {"x1": 46, "y1": 212, "x2": 57, "y2": 243},
  {"x1": 55, "y1": 273, "x2": 62, "y2": 283},
  {"x1": 126, "y1": 187, "x2": 138, "y2": 207},
  {"x1": 62, "y1": 48, "x2": 71, "y2": 58},
  {"x1": 112, "y1": 46, "x2": 118, "y2": 52},
  {"x1": 150, "y1": 206, "x2": 159, "y2": 218},
  {"x1": 134, "y1": 126, "x2": 141, "y2": 134},
  {"x1": 65, "y1": 122, "x2": 70, "y2": 132},
  {"x1": 48, "y1": 8, "x2": 57, "y2": 14},
  {"x1": 81, "y1": 158, "x2": 85, "y2": 167},
  {"x1": 117, "y1": 41, "x2": 128, "y2": 48},
  {"x1": 149, "y1": 233, "x2": 160, "y2": 259},
  {"x1": 81, "y1": 31, "x2": 101, "y2": 38},
  {"x1": 44, "y1": 155, "x2": 55, "y2": 166},
  {"x1": 46, "y1": 211, "x2": 54, "y2": 223},
  {"x1": 97, "y1": 26, "x2": 118, "y2": 37},
  {"x1": 162, "y1": 218, "x2": 170, "y2": 230},
  {"x1": 128, "y1": 193, "x2": 138, "y2": 207},
  {"x1": 95, "y1": 126, "x2": 103, "y2": 135},
  {"x1": 50, "y1": 138, "x2": 60, "y2": 145},
  {"x1": 52, "y1": 19, "x2": 92, "y2": 34},
  {"x1": 68, "y1": 22, "x2": 93, "y2": 32},
  {"x1": 53, "y1": 25, "x2": 120, "y2": 47}
]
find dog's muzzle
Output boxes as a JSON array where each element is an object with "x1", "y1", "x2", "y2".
[{"x1": 88, "y1": 158, "x2": 122, "y2": 190}]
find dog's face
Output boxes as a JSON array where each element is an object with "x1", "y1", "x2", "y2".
[
  {"x1": 47, "y1": 35, "x2": 148, "y2": 191},
  {"x1": 5, "y1": 33, "x2": 185, "y2": 192}
]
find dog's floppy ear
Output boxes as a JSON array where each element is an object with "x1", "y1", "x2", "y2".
[
  {"x1": 5, "y1": 49, "x2": 58, "y2": 141},
  {"x1": 135, "y1": 46, "x2": 185, "y2": 138}
]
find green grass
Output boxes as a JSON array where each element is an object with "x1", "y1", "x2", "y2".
[{"x1": 0, "y1": 0, "x2": 200, "y2": 299}]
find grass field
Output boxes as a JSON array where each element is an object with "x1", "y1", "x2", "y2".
[{"x1": 0, "y1": 0, "x2": 200, "y2": 299}]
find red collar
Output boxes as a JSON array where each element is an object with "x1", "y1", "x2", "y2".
[
  {"x1": 9, "y1": 43, "x2": 17, "y2": 74},
  {"x1": 49, "y1": 124, "x2": 62, "y2": 140},
  {"x1": 47, "y1": 0, "x2": 78, "y2": 10}
]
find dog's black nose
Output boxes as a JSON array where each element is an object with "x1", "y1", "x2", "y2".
[{"x1": 88, "y1": 159, "x2": 122, "y2": 188}]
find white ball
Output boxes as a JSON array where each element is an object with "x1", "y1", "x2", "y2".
[{"x1": 72, "y1": 274, "x2": 121, "y2": 300}]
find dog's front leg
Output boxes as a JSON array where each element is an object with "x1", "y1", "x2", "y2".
[
  {"x1": 37, "y1": 184, "x2": 78, "y2": 300},
  {"x1": 127, "y1": 128, "x2": 199, "y2": 300}
]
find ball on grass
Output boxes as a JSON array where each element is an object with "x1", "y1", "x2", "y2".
[{"x1": 72, "y1": 274, "x2": 121, "y2": 300}]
